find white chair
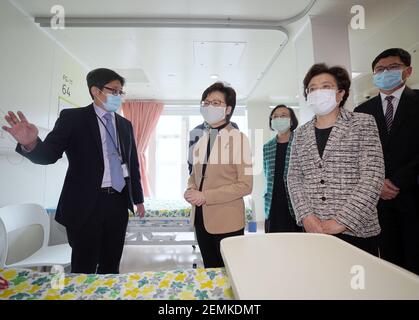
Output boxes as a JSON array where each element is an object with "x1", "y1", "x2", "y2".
[{"x1": 0, "y1": 204, "x2": 71, "y2": 269}]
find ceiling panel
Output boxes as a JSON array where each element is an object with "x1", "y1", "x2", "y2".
[
  {"x1": 9, "y1": 0, "x2": 419, "y2": 104},
  {"x1": 193, "y1": 41, "x2": 246, "y2": 68},
  {"x1": 31, "y1": 26, "x2": 288, "y2": 100},
  {"x1": 10, "y1": 0, "x2": 315, "y2": 101},
  {"x1": 115, "y1": 68, "x2": 149, "y2": 83},
  {"x1": 12, "y1": 0, "x2": 314, "y2": 20}
]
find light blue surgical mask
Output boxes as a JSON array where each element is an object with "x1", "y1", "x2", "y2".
[
  {"x1": 99, "y1": 93, "x2": 122, "y2": 112},
  {"x1": 373, "y1": 69, "x2": 404, "y2": 91},
  {"x1": 271, "y1": 118, "x2": 291, "y2": 134}
]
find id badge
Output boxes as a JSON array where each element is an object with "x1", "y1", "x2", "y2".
[{"x1": 121, "y1": 163, "x2": 129, "y2": 178}]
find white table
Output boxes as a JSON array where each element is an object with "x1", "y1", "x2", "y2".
[{"x1": 220, "y1": 233, "x2": 419, "y2": 300}]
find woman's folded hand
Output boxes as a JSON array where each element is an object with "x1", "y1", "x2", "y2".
[
  {"x1": 302, "y1": 215, "x2": 324, "y2": 233},
  {"x1": 184, "y1": 189, "x2": 206, "y2": 206},
  {"x1": 321, "y1": 219, "x2": 347, "y2": 235}
]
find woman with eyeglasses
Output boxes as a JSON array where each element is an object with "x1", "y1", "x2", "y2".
[
  {"x1": 184, "y1": 82, "x2": 253, "y2": 268},
  {"x1": 263, "y1": 105, "x2": 301, "y2": 233},
  {"x1": 287, "y1": 63, "x2": 385, "y2": 255}
]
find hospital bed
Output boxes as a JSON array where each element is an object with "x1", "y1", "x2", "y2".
[
  {"x1": 46, "y1": 198, "x2": 254, "y2": 248},
  {"x1": 125, "y1": 198, "x2": 196, "y2": 246},
  {"x1": 0, "y1": 267, "x2": 233, "y2": 300},
  {"x1": 125, "y1": 198, "x2": 254, "y2": 247},
  {"x1": 46, "y1": 199, "x2": 197, "y2": 247}
]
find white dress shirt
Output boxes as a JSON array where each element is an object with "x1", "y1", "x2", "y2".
[
  {"x1": 379, "y1": 85, "x2": 406, "y2": 118},
  {"x1": 93, "y1": 104, "x2": 119, "y2": 188}
]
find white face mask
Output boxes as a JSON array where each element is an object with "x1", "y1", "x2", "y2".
[
  {"x1": 271, "y1": 118, "x2": 291, "y2": 134},
  {"x1": 200, "y1": 105, "x2": 226, "y2": 125},
  {"x1": 307, "y1": 89, "x2": 339, "y2": 116}
]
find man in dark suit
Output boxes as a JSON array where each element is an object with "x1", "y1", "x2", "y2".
[
  {"x1": 355, "y1": 48, "x2": 419, "y2": 275},
  {"x1": 2, "y1": 68, "x2": 145, "y2": 274}
]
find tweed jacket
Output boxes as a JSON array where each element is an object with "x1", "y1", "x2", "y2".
[{"x1": 287, "y1": 109, "x2": 385, "y2": 238}]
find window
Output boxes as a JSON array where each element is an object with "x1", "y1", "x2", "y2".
[{"x1": 147, "y1": 106, "x2": 248, "y2": 200}]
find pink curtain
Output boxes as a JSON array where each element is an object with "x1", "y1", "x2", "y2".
[{"x1": 122, "y1": 100, "x2": 164, "y2": 197}]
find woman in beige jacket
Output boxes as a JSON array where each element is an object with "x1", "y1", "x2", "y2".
[{"x1": 184, "y1": 82, "x2": 253, "y2": 268}]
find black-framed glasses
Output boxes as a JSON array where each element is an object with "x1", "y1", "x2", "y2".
[
  {"x1": 102, "y1": 86, "x2": 125, "y2": 96},
  {"x1": 374, "y1": 64, "x2": 405, "y2": 74},
  {"x1": 201, "y1": 100, "x2": 226, "y2": 107}
]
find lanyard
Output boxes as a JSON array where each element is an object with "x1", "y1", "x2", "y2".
[{"x1": 96, "y1": 114, "x2": 122, "y2": 160}]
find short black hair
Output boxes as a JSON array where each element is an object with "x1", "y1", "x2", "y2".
[
  {"x1": 372, "y1": 48, "x2": 411, "y2": 71},
  {"x1": 269, "y1": 105, "x2": 299, "y2": 131},
  {"x1": 201, "y1": 82, "x2": 236, "y2": 121},
  {"x1": 303, "y1": 63, "x2": 351, "y2": 108},
  {"x1": 86, "y1": 68, "x2": 125, "y2": 99}
]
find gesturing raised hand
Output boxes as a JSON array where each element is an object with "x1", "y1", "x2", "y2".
[{"x1": 2, "y1": 111, "x2": 38, "y2": 151}]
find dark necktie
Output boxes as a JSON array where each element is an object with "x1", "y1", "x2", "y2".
[{"x1": 384, "y1": 95, "x2": 395, "y2": 132}]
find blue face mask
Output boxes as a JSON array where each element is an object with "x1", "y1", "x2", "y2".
[
  {"x1": 373, "y1": 69, "x2": 404, "y2": 91},
  {"x1": 100, "y1": 94, "x2": 122, "y2": 112},
  {"x1": 271, "y1": 118, "x2": 291, "y2": 134}
]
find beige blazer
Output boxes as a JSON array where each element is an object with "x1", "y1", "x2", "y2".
[{"x1": 187, "y1": 123, "x2": 253, "y2": 234}]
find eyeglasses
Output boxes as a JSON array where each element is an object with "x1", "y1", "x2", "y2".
[
  {"x1": 102, "y1": 86, "x2": 125, "y2": 96},
  {"x1": 305, "y1": 85, "x2": 338, "y2": 95},
  {"x1": 373, "y1": 64, "x2": 405, "y2": 74},
  {"x1": 201, "y1": 100, "x2": 226, "y2": 107}
]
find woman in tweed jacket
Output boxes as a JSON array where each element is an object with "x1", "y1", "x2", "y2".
[{"x1": 287, "y1": 64, "x2": 385, "y2": 255}]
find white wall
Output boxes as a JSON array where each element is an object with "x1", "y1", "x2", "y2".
[{"x1": 0, "y1": 0, "x2": 90, "y2": 208}]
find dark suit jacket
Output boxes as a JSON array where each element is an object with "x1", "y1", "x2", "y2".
[
  {"x1": 354, "y1": 87, "x2": 419, "y2": 194},
  {"x1": 16, "y1": 104, "x2": 144, "y2": 230}
]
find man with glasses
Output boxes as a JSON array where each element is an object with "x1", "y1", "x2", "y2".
[
  {"x1": 2, "y1": 68, "x2": 145, "y2": 274},
  {"x1": 355, "y1": 48, "x2": 419, "y2": 275}
]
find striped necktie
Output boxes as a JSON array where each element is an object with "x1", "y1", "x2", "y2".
[{"x1": 384, "y1": 95, "x2": 395, "y2": 132}]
